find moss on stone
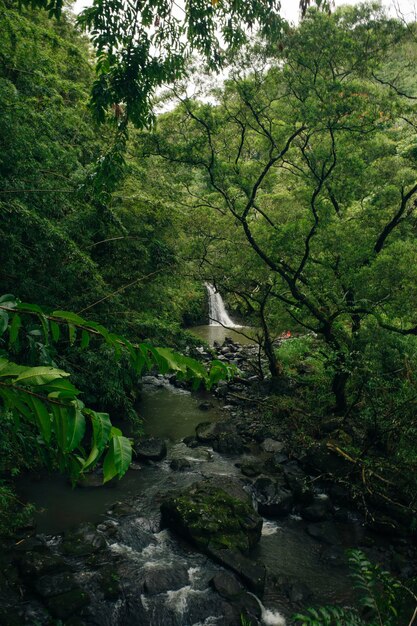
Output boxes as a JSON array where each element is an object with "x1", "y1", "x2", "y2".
[{"x1": 161, "y1": 482, "x2": 262, "y2": 553}]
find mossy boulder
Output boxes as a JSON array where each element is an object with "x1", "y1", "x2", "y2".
[
  {"x1": 161, "y1": 481, "x2": 262, "y2": 553},
  {"x1": 161, "y1": 481, "x2": 265, "y2": 593}
]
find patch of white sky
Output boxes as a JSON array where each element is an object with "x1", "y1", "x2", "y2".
[
  {"x1": 72, "y1": 0, "x2": 417, "y2": 22},
  {"x1": 70, "y1": 0, "x2": 416, "y2": 109}
]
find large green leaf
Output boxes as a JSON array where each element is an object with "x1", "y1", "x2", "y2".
[
  {"x1": 14, "y1": 366, "x2": 70, "y2": 386},
  {"x1": 29, "y1": 396, "x2": 52, "y2": 443},
  {"x1": 112, "y1": 435, "x2": 132, "y2": 476},
  {"x1": 90, "y1": 411, "x2": 112, "y2": 451},
  {"x1": 52, "y1": 310, "x2": 87, "y2": 325},
  {"x1": 102, "y1": 444, "x2": 118, "y2": 484},
  {"x1": 103, "y1": 435, "x2": 132, "y2": 483},
  {"x1": 0, "y1": 294, "x2": 17, "y2": 308},
  {"x1": 0, "y1": 359, "x2": 25, "y2": 377},
  {"x1": 65, "y1": 407, "x2": 86, "y2": 452},
  {"x1": 50, "y1": 320, "x2": 60, "y2": 342},
  {"x1": 9, "y1": 314, "x2": 21, "y2": 346},
  {"x1": 0, "y1": 311, "x2": 9, "y2": 336}
]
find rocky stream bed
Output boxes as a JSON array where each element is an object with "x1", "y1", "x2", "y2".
[{"x1": 1, "y1": 337, "x2": 416, "y2": 625}]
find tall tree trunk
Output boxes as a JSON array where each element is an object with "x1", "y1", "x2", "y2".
[
  {"x1": 331, "y1": 370, "x2": 349, "y2": 414},
  {"x1": 259, "y1": 288, "x2": 281, "y2": 378}
]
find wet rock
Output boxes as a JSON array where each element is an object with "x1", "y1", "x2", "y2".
[
  {"x1": 284, "y1": 464, "x2": 314, "y2": 505},
  {"x1": 213, "y1": 432, "x2": 245, "y2": 454},
  {"x1": 253, "y1": 476, "x2": 293, "y2": 517},
  {"x1": 134, "y1": 436, "x2": 167, "y2": 461},
  {"x1": 34, "y1": 572, "x2": 78, "y2": 599},
  {"x1": 261, "y1": 438, "x2": 285, "y2": 454},
  {"x1": 142, "y1": 375, "x2": 165, "y2": 387},
  {"x1": 143, "y1": 564, "x2": 189, "y2": 595},
  {"x1": 18, "y1": 550, "x2": 69, "y2": 578},
  {"x1": 196, "y1": 420, "x2": 245, "y2": 453},
  {"x1": 264, "y1": 452, "x2": 288, "y2": 473},
  {"x1": 196, "y1": 421, "x2": 219, "y2": 443},
  {"x1": 78, "y1": 469, "x2": 105, "y2": 488},
  {"x1": 96, "y1": 519, "x2": 119, "y2": 537},
  {"x1": 161, "y1": 481, "x2": 262, "y2": 555},
  {"x1": 239, "y1": 461, "x2": 264, "y2": 478},
  {"x1": 208, "y1": 546, "x2": 266, "y2": 594},
  {"x1": 284, "y1": 581, "x2": 312, "y2": 604},
  {"x1": 62, "y1": 522, "x2": 106, "y2": 556},
  {"x1": 170, "y1": 458, "x2": 192, "y2": 471},
  {"x1": 210, "y1": 572, "x2": 243, "y2": 599},
  {"x1": 199, "y1": 401, "x2": 214, "y2": 411},
  {"x1": 303, "y1": 445, "x2": 352, "y2": 478},
  {"x1": 300, "y1": 496, "x2": 332, "y2": 522},
  {"x1": 183, "y1": 435, "x2": 199, "y2": 448},
  {"x1": 12, "y1": 535, "x2": 46, "y2": 553},
  {"x1": 46, "y1": 588, "x2": 90, "y2": 620},
  {"x1": 108, "y1": 501, "x2": 136, "y2": 517},
  {"x1": 306, "y1": 522, "x2": 341, "y2": 545}
]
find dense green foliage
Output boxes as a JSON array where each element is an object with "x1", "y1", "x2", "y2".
[
  {"x1": 0, "y1": 1, "x2": 236, "y2": 495},
  {"x1": 0, "y1": 293, "x2": 231, "y2": 487},
  {"x1": 293, "y1": 550, "x2": 417, "y2": 626},
  {"x1": 1, "y1": 0, "x2": 417, "y2": 619},
  {"x1": 140, "y1": 4, "x2": 417, "y2": 473}
]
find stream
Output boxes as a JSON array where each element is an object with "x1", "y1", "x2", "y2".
[{"x1": 16, "y1": 374, "x2": 363, "y2": 625}]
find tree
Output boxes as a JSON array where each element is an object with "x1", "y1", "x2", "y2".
[{"x1": 142, "y1": 4, "x2": 417, "y2": 413}]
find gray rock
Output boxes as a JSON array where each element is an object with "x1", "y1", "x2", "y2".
[
  {"x1": 210, "y1": 572, "x2": 243, "y2": 599},
  {"x1": 183, "y1": 435, "x2": 199, "y2": 448},
  {"x1": 213, "y1": 432, "x2": 245, "y2": 454},
  {"x1": 170, "y1": 458, "x2": 192, "y2": 471},
  {"x1": 253, "y1": 476, "x2": 293, "y2": 517},
  {"x1": 284, "y1": 581, "x2": 312, "y2": 603},
  {"x1": 143, "y1": 564, "x2": 189, "y2": 595},
  {"x1": 264, "y1": 452, "x2": 288, "y2": 472},
  {"x1": 239, "y1": 461, "x2": 264, "y2": 478},
  {"x1": 19, "y1": 550, "x2": 69, "y2": 578},
  {"x1": 199, "y1": 401, "x2": 214, "y2": 411},
  {"x1": 261, "y1": 438, "x2": 285, "y2": 453},
  {"x1": 208, "y1": 545, "x2": 266, "y2": 594},
  {"x1": 196, "y1": 421, "x2": 219, "y2": 443},
  {"x1": 78, "y1": 469, "x2": 106, "y2": 488},
  {"x1": 135, "y1": 437, "x2": 167, "y2": 461},
  {"x1": 62, "y1": 522, "x2": 106, "y2": 556}
]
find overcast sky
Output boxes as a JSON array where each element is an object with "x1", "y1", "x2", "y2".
[{"x1": 73, "y1": 0, "x2": 417, "y2": 20}]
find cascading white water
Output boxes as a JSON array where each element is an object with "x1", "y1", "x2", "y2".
[
  {"x1": 247, "y1": 593, "x2": 287, "y2": 626},
  {"x1": 205, "y1": 282, "x2": 240, "y2": 328}
]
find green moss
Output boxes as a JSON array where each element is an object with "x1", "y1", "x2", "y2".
[{"x1": 162, "y1": 483, "x2": 262, "y2": 553}]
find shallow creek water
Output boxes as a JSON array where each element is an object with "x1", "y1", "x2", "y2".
[
  {"x1": 190, "y1": 325, "x2": 256, "y2": 346},
  {"x1": 17, "y1": 379, "x2": 360, "y2": 624}
]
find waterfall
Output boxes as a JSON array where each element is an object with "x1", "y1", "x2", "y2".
[
  {"x1": 205, "y1": 283, "x2": 240, "y2": 328},
  {"x1": 247, "y1": 593, "x2": 287, "y2": 626}
]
